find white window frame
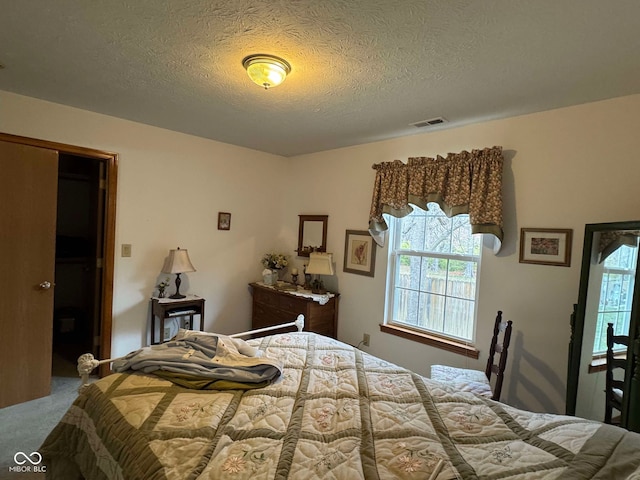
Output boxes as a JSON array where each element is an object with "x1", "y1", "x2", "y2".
[
  {"x1": 592, "y1": 244, "x2": 637, "y2": 357},
  {"x1": 384, "y1": 205, "x2": 482, "y2": 348}
]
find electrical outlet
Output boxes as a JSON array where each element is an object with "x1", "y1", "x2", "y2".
[
  {"x1": 363, "y1": 333, "x2": 370, "y2": 347},
  {"x1": 164, "y1": 326, "x2": 171, "y2": 340}
]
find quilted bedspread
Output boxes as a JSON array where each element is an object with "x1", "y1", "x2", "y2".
[{"x1": 41, "y1": 332, "x2": 640, "y2": 479}]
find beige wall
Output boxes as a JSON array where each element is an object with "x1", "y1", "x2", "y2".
[{"x1": 2, "y1": 89, "x2": 640, "y2": 414}]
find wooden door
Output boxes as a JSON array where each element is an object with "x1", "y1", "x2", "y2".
[{"x1": 0, "y1": 140, "x2": 58, "y2": 408}]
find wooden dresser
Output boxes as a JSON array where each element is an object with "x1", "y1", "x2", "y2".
[{"x1": 249, "y1": 283, "x2": 339, "y2": 338}]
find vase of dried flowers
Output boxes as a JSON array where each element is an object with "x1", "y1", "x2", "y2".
[{"x1": 261, "y1": 252, "x2": 289, "y2": 281}]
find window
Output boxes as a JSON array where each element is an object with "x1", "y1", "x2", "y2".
[
  {"x1": 385, "y1": 203, "x2": 482, "y2": 344},
  {"x1": 592, "y1": 244, "x2": 637, "y2": 356}
]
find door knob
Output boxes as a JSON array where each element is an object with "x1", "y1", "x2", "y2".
[{"x1": 39, "y1": 281, "x2": 53, "y2": 290}]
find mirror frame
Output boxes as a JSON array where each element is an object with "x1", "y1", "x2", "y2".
[
  {"x1": 297, "y1": 215, "x2": 328, "y2": 257},
  {"x1": 566, "y1": 220, "x2": 640, "y2": 423}
]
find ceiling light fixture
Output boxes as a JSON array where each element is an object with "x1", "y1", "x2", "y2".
[{"x1": 242, "y1": 54, "x2": 291, "y2": 90}]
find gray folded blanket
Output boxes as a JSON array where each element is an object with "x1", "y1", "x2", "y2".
[{"x1": 112, "y1": 329, "x2": 283, "y2": 384}]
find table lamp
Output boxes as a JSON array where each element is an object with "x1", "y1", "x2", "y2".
[
  {"x1": 161, "y1": 247, "x2": 196, "y2": 299},
  {"x1": 305, "y1": 252, "x2": 334, "y2": 294}
]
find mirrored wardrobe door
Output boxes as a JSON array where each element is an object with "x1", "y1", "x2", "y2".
[{"x1": 567, "y1": 221, "x2": 640, "y2": 432}]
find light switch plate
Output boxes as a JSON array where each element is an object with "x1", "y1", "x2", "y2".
[{"x1": 121, "y1": 244, "x2": 132, "y2": 257}]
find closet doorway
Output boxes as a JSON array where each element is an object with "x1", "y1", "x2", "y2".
[
  {"x1": 53, "y1": 154, "x2": 105, "y2": 375},
  {"x1": 0, "y1": 133, "x2": 116, "y2": 407}
]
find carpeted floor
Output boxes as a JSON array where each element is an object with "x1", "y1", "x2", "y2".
[{"x1": 0, "y1": 354, "x2": 93, "y2": 479}]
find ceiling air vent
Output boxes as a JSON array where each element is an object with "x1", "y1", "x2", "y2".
[{"x1": 410, "y1": 117, "x2": 448, "y2": 128}]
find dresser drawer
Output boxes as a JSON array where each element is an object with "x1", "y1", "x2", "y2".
[
  {"x1": 309, "y1": 300, "x2": 336, "y2": 330},
  {"x1": 307, "y1": 317, "x2": 335, "y2": 337},
  {"x1": 252, "y1": 304, "x2": 293, "y2": 328},
  {"x1": 253, "y1": 288, "x2": 278, "y2": 307},
  {"x1": 278, "y1": 295, "x2": 307, "y2": 315}
]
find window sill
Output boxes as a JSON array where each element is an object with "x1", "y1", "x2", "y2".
[
  {"x1": 588, "y1": 353, "x2": 626, "y2": 374},
  {"x1": 379, "y1": 323, "x2": 479, "y2": 359},
  {"x1": 588, "y1": 358, "x2": 606, "y2": 374}
]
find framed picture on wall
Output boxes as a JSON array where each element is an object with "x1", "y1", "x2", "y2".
[
  {"x1": 218, "y1": 212, "x2": 231, "y2": 230},
  {"x1": 343, "y1": 230, "x2": 376, "y2": 276},
  {"x1": 519, "y1": 228, "x2": 572, "y2": 267}
]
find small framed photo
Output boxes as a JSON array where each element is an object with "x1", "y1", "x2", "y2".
[
  {"x1": 519, "y1": 228, "x2": 572, "y2": 267},
  {"x1": 344, "y1": 230, "x2": 376, "y2": 277},
  {"x1": 218, "y1": 212, "x2": 231, "y2": 231}
]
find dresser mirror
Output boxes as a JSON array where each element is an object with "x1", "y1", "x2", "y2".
[
  {"x1": 296, "y1": 215, "x2": 328, "y2": 257},
  {"x1": 567, "y1": 220, "x2": 640, "y2": 431}
]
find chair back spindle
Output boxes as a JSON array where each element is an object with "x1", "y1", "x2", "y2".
[
  {"x1": 605, "y1": 322, "x2": 629, "y2": 424},
  {"x1": 484, "y1": 310, "x2": 513, "y2": 401}
]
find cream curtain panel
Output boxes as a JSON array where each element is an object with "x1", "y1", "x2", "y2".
[{"x1": 368, "y1": 146, "x2": 504, "y2": 252}]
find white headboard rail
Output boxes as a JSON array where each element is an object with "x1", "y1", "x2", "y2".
[{"x1": 230, "y1": 314, "x2": 305, "y2": 338}]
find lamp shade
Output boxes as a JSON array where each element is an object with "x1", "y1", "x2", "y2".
[
  {"x1": 161, "y1": 248, "x2": 196, "y2": 274},
  {"x1": 305, "y1": 252, "x2": 334, "y2": 275}
]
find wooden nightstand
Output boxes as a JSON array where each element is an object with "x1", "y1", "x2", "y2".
[
  {"x1": 249, "y1": 283, "x2": 339, "y2": 338},
  {"x1": 150, "y1": 295, "x2": 205, "y2": 344}
]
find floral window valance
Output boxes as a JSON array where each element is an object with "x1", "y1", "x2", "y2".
[
  {"x1": 598, "y1": 230, "x2": 640, "y2": 263},
  {"x1": 368, "y1": 146, "x2": 504, "y2": 253}
]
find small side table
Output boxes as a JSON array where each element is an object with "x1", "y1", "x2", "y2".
[{"x1": 150, "y1": 295, "x2": 205, "y2": 345}]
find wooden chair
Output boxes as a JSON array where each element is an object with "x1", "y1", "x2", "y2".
[
  {"x1": 430, "y1": 311, "x2": 513, "y2": 401},
  {"x1": 604, "y1": 322, "x2": 629, "y2": 425}
]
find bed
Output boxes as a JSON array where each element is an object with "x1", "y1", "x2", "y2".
[{"x1": 41, "y1": 318, "x2": 640, "y2": 479}]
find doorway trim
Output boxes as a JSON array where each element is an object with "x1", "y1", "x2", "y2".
[{"x1": 0, "y1": 132, "x2": 116, "y2": 375}]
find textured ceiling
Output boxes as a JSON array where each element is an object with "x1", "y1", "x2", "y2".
[{"x1": 1, "y1": 1, "x2": 639, "y2": 157}]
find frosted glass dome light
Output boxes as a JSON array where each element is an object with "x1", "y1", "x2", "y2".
[{"x1": 242, "y1": 54, "x2": 291, "y2": 89}]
